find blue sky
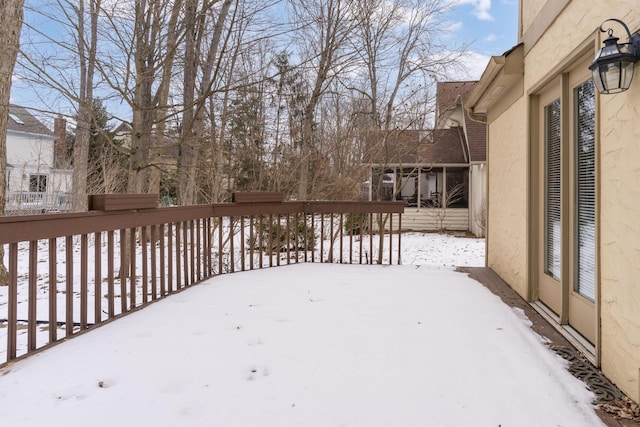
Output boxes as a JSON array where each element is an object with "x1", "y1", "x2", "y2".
[
  {"x1": 446, "y1": 0, "x2": 519, "y2": 78},
  {"x1": 449, "y1": 0, "x2": 519, "y2": 55}
]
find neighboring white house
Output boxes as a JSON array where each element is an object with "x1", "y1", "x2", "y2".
[{"x1": 4, "y1": 105, "x2": 73, "y2": 214}]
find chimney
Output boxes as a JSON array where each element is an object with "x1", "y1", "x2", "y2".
[{"x1": 53, "y1": 116, "x2": 67, "y2": 168}]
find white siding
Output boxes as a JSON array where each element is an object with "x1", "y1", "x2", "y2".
[
  {"x1": 401, "y1": 208, "x2": 469, "y2": 232},
  {"x1": 469, "y1": 164, "x2": 487, "y2": 237},
  {"x1": 6, "y1": 131, "x2": 55, "y2": 169}
]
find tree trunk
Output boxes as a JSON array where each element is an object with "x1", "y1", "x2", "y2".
[
  {"x1": 179, "y1": 0, "x2": 233, "y2": 205},
  {"x1": 0, "y1": 0, "x2": 24, "y2": 285},
  {"x1": 128, "y1": 0, "x2": 158, "y2": 195},
  {"x1": 149, "y1": 0, "x2": 182, "y2": 198},
  {"x1": 72, "y1": 0, "x2": 99, "y2": 211}
]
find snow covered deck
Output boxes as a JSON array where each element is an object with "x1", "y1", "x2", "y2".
[{"x1": 0, "y1": 261, "x2": 605, "y2": 426}]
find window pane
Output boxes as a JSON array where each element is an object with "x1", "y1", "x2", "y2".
[
  {"x1": 29, "y1": 174, "x2": 47, "y2": 193},
  {"x1": 545, "y1": 99, "x2": 561, "y2": 280},
  {"x1": 575, "y1": 80, "x2": 596, "y2": 301}
]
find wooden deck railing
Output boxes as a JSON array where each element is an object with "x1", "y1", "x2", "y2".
[{"x1": 0, "y1": 192, "x2": 404, "y2": 365}]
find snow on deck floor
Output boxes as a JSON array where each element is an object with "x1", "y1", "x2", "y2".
[{"x1": 0, "y1": 263, "x2": 603, "y2": 426}]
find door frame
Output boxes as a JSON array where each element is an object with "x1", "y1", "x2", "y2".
[{"x1": 527, "y1": 46, "x2": 601, "y2": 364}]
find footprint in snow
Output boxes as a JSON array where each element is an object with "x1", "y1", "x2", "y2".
[{"x1": 247, "y1": 365, "x2": 270, "y2": 381}]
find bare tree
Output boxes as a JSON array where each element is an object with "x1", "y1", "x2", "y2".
[
  {"x1": 433, "y1": 181, "x2": 465, "y2": 231},
  {"x1": 179, "y1": 0, "x2": 235, "y2": 205},
  {"x1": 127, "y1": 0, "x2": 183, "y2": 195},
  {"x1": 0, "y1": 0, "x2": 24, "y2": 285},
  {"x1": 289, "y1": 0, "x2": 357, "y2": 200},
  {"x1": 198, "y1": 1, "x2": 279, "y2": 203},
  {"x1": 350, "y1": 0, "x2": 462, "y2": 132}
]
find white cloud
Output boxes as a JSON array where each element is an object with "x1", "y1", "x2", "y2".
[
  {"x1": 453, "y1": 0, "x2": 494, "y2": 21},
  {"x1": 448, "y1": 21, "x2": 463, "y2": 33},
  {"x1": 455, "y1": 50, "x2": 491, "y2": 80},
  {"x1": 485, "y1": 34, "x2": 497, "y2": 42}
]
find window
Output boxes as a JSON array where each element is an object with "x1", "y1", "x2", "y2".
[
  {"x1": 574, "y1": 79, "x2": 596, "y2": 301},
  {"x1": 29, "y1": 174, "x2": 48, "y2": 193},
  {"x1": 544, "y1": 98, "x2": 562, "y2": 281},
  {"x1": 9, "y1": 113, "x2": 24, "y2": 125}
]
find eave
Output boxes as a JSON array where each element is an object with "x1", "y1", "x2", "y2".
[{"x1": 466, "y1": 44, "x2": 524, "y2": 123}]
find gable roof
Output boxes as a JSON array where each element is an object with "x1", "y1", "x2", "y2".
[
  {"x1": 436, "y1": 81, "x2": 487, "y2": 163},
  {"x1": 6, "y1": 105, "x2": 54, "y2": 137},
  {"x1": 436, "y1": 81, "x2": 477, "y2": 117},
  {"x1": 363, "y1": 129, "x2": 468, "y2": 165}
]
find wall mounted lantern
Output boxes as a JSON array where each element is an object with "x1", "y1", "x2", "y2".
[{"x1": 589, "y1": 18, "x2": 640, "y2": 94}]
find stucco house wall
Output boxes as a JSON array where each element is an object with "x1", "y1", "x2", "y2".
[
  {"x1": 485, "y1": 96, "x2": 528, "y2": 297},
  {"x1": 469, "y1": 0, "x2": 640, "y2": 404},
  {"x1": 598, "y1": 43, "x2": 640, "y2": 409}
]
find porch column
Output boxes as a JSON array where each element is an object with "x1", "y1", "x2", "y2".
[
  {"x1": 443, "y1": 167, "x2": 447, "y2": 207},
  {"x1": 417, "y1": 167, "x2": 422, "y2": 207},
  {"x1": 393, "y1": 167, "x2": 397, "y2": 199}
]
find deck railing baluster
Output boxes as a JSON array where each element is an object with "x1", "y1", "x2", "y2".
[
  {"x1": 240, "y1": 216, "x2": 246, "y2": 271},
  {"x1": 119, "y1": 229, "x2": 127, "y2": 313},
  {"x1": 129, "y1": 228, "x2": 137, "y2": 308},
  {"x1": 150, "y1": 225, "x2": 157, "y2": 300},
  {"x1": 176, "y1": 222, "x2": 182, "y2": 289},
  {"x1": 159, "y1": 224, "x2": 166, "y2": 296},
  {"x1": 8, "y1": 243, "x2": 18, "y2": 361},
  {"x1": 94, "y1": 233, "x2": 101, "y2": 324},
  {"x1": 230, "y1": 217, "x2": 235, "y2": 273},
  {"x1": 183, "y1": 221, "x2": 190, "y2": 286},
  {"x1": 108, "y1": 231, "x2": 115, "y2": 318},
  {"x1": 320, "y1": 214, "x2": 324, "y2": 263},
  {"x1": 80, "y1": 234, "x2": 88, "y2": 330},
  {"x1": 65, "y1": 236, "x2": 74, "y2": 337},
  {"x1": 218, "y1": 217, "x2": 223, "y2": 274},
  {"x1": 196, "y1": 219, "x2": 202, "y2": 281},
  {"x1": 142, "y1": 226, "x2": 148, "y2": 304},
  {"x1": 50, "y1": 238, "x2": 58, "y2": 341},
  {"x1": 167, "y1": 223, "x2": 174, "y2": 293},
  {"x1": 28, "y1": 241, "x2": 37, "y2": 351}
]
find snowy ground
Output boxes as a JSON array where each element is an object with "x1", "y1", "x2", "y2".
[{"x1": 0, "y1": 233, "x2": 604, "y2": 426}]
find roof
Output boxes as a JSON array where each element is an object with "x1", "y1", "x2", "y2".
[
  {"x1": 6, "y1": 105, "x2": 54, "y2": 137},
  {"x1": 436, "y1": 81, "x2": 487, "y2": 163},
  {"x1": 465, "y1": 44, "x2": 524, "y2": 121},
  {"x1": 436, "y1": 81, "x2": 477, "y2": 116},
  {"x1": 363, "y1": 129, "x2": 468, "y2": 165},
  {"x1": 464, "y1": 116, "x2": 486, "y2": 163},
  {"x1": 114, "y1": 122, "x2": 133, "y2": 134},
  {"x1": 363, "y1": 81, "x2": 487, "y2": 166}
]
